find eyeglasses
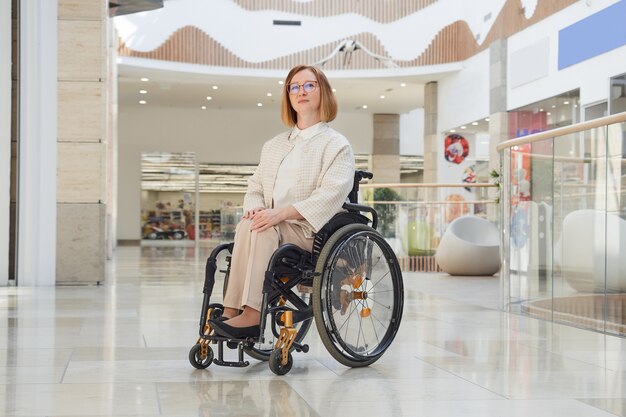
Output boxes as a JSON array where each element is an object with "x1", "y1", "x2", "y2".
[{"x1": 287, "y1": 81, "x2": 318, "y2": 95}]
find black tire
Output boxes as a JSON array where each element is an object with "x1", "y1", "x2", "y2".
[
  {"x1": 313, "y1": 224, "x2": 404, "y2": 368},
  {"x1": 189, "y1": 343, "x2": 214, "y2": 369},
  {"x1": 269, "y1": 349, "x2": 293, "y2": 375},
  {"x1": 244, "y1": 295, "x2": 312, "y2": 362}
]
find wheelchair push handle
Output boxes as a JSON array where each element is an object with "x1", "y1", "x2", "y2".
[{"x1": 348, "y1": 170, "x2": 373, "y2": 204}]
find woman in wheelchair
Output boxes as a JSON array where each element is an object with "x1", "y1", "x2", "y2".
[
  {"x1": 210, "y1": 65, "x2": 355, "y2": 339},
  {"x1": 190, "y1": 65, "x2": 403, "y2": 375}
]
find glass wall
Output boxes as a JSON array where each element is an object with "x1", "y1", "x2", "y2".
[
  {"x1": 610, "y1": 73, "x2": 626, "y2": 115},
  {"x1": 141, "y1": 152, "x2": 197, "y2": 242},
  {"x1": 502, "y1": 116, "x2": 626, "y2": 336}
]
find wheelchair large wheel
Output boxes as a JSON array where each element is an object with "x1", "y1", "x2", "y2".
[
  {"x1": 313, "y1": 224, "x2": 403, "y2": 367},
  {"x1": 244, "y1": 295, "x2": 313, "y2": 361}
]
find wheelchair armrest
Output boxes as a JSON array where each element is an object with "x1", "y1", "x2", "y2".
[{"x1": 342, "y1": 202, "x2": 378, "y2": 230}]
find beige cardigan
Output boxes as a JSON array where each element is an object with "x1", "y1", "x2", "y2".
[{"x1": 243, "y1": 123, "x2": 355, "y2": 237}]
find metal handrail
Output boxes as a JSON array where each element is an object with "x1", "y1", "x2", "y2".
[
  {"x1": 496, "y1": 111, "x2": 626, "y2": 152},
  {"x1": 360, "y1": 182, "x2": 497, "y2": 189}
]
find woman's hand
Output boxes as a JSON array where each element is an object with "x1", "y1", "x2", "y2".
[
  {"x1": 243, "y1": 207, "x2": 265, "y2": 219},
  {"x1": 250, "y1": 208, "x2": 285, "y2": 232}
]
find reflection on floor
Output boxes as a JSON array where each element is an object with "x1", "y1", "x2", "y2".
[{"x1": 0, "y1": 246, "x2": 625, "y2": 416}]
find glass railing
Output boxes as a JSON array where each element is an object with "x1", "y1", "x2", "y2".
[
  {"x1": 219, "y1": 183, "x2": 499, "y2": 272},
  {"x1": 497, "y1": 112, "x2": 626, "y2": 336},
  {"x1": 359, "y1": 183, "x2": 499, "y2": 272}
]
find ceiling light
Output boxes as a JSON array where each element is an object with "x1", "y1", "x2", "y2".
[
  {"x1": 400, "y1": 83, "x2": 406, "y2": 87},
  {"x1": 461, "y1": 126, "x2": 466, "y2": 129},
  {"x1": 564, "y1": 101, "x2": 570, "y2": 105},
  {"x1": 278, "y1": 80, "x2": 284, "y2": 85},
  {"x1": 480, "y1": 141, "x2": 489, "y2": 145},
  {"x1": 471, "y1": 122, "x2": 478, "y2": 125},
  {"x1": 551, "y1": 105, "x2": 556, "y2": 108},
  {"x1": 546, "y1": 112, "x2": 551, "y2": 115},
  {"x1": 380, "y1": 95, "x2": 385, "y2": 99},
  {"x1": 201, "y1": 106, "x2": 206, "y2": 110},
  {"x1": 332, "y1": 88, "x2": 337, "y2": 92},
  {"x1": 362, "y1": 105, "x2": 368, "y2": 109},
  {"x1": 266, "y1": 93, "x2": 272, "y2": 97},
  {"x1": 139, "y1": 100, "x2": 147, "y2": 104},
  {"x1": 574, "y1": 104, "x2": 578, "y2": 108},
  {"x1": 485, "y1": 118, "x2": 490, "y2": 122},
  {"x1": 450, "y1": 129, "x2": 456, "y2": 132},
  {"x1": 212, "y1": 85, "x2": 219, "y2": 90},
  {"x1": 257, "y1": 102, "x2": 263, "y2": 107},
  {"x1": 139, "y1": 90, "x2": 147, "y2": 94},
  {"x1": 206, "y1": 96, "x2": 212, "y2": 101},
  {"x1": 140, "y1": 77, "x2": 149, "y2": 82},
  {"x1": 540, "y1": 108, "x2": 544, "y2": 112}
]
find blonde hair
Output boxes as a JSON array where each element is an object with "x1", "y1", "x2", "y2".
[{"x1": 281, "y1": 65, "x2": 338, "y2": 127}]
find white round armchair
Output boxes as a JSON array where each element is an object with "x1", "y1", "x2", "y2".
[
  {"x1": 436, "y1": 215, "x2": 501, "y2": 276},
  {"x1": 555, "y1": 209, "x2": 626, "y2": 293}
]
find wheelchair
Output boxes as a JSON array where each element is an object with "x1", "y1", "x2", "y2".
[{"x1": 189, "y1": 170, "x2": 404, "y2": 375}]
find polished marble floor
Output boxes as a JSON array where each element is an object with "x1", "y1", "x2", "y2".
[{"x1": 1, "y1": 245, "x2": 626, "y2": 416}]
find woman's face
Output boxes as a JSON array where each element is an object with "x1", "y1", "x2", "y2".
[{"x1": 288, "y1": 69, "x2": 321, "y2": 118}]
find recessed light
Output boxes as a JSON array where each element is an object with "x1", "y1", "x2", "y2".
[
  {"x1": 139, "y1": 90, "x2": 147, "y2": 94},
  {"x1": 140, "y1": 77, "x2": 149, "y2": 82},
  {"x1": 450, "y1": 129, "x2": 456, "y2": 132},
  {"x1": 551, "y1": 105, "x2": 556, "y2": 108},
  {"x1": 461, "y1": 126, "x2": 466, "y2": 129},
  {"x1": 206, "y1": 96, "x2": 212, "y2": 101},
  {"x1": 332, "y1": 88, "x2": 337, "y2": 92},
  {"x1": 278, "y1": 81, "x2": 284, "y2": 85},
  {"x1": 540, "y1": 108, "x2": 544, "y2": 112},
  {"x1": 266, "y1": 93, "x2": 272, "y2": 97},
  {"x1": 201, "y1": 106, "x2": 206, "y2": 110},
  {"x1": 212, "y1": 85, "x2": 218, "y2": 90},
  {"x1": 400, "y1": 83, "x2": 406, "y2": 87},
  {"x1": 472, "y1": 122, "x2": 478, "y2": 125},
  {"x1": 362, "y1": 105, "x2": 368, "y2": 109},
  {"x1": 574, "y1": 104, "x2": 578, "y2": 108},
  {"x1": 547, "y1": 112, "x2": 551, "y2": 115},
  {"x1": 485, "y1": 118, "x2": 490, "y2": 122},
  {"x1": 380, "y1": 95, "x2": 385, "y2": 99},
  {"x1": 139, "y1": 100, "x2": 147, "y2": 104},
  {"x1": 257, "y1": 102, "x2": 263, "y2": 107}
]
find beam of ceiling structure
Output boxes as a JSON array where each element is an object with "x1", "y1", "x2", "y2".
[{"x1": 109, "y1": 0, "x2": 164, "y2": 17}]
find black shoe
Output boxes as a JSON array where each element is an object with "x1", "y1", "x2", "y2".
[
  {"x1": 275, "y1": 307, "x2": 313, "y2": 326},
  {"x1": 209, "y1": 317, "x2": 239, "y2": 349},
  {"x1": 210, "y1": 319, "x2": 261, "y2": 340}
]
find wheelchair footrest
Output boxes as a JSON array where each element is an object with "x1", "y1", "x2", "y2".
[{"x1": 213, "y1": 340, "x2": 250, "y2": 368}]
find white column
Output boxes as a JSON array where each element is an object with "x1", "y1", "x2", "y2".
[
  {"x1": 0, "y1": 0, "x2": 11, "y2": 286},
  {"x1": 17, "y1": 0, "x2": 57, "y2": 286}
]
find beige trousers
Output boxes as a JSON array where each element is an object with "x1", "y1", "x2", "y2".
[{"x1": 223, "y1": 218, "x2": 313, "y2": 311}]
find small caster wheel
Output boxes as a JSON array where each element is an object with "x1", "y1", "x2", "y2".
[
  {"x1": 269, "y1": 349, "x2": 293, "y2": 375},
  {"x1": 209, "y1": 308, "x2": 224, "y2": 320},
  {"x1": 189, "y1": 343, "x2": 214, "y2": 369}
]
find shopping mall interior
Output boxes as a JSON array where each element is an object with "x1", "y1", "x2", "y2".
[{"x1": 1, "y1": 0, "x2": 626, "y2": 415}]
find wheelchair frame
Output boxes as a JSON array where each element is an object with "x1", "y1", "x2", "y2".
[{"x1": 189, "y1": 171, "x2": 404, "y2": 375}]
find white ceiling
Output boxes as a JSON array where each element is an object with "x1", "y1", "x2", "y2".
[{"x1": 117, "y1": 64, "x2": 453, "y2": 114}]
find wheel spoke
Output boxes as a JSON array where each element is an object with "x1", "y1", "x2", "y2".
[
  {"x1": 367, "y1": 289, "x2": 393, "y2": 295},
  {"x1": 368, "y1": 296, "x2": 392, "y2": 311},
  {"x1": 367, "y1": 269, "x2": 391, "y2": 292},
  {"x1": 336, "y1": 301, "x2": 358, "y2": 334}
]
